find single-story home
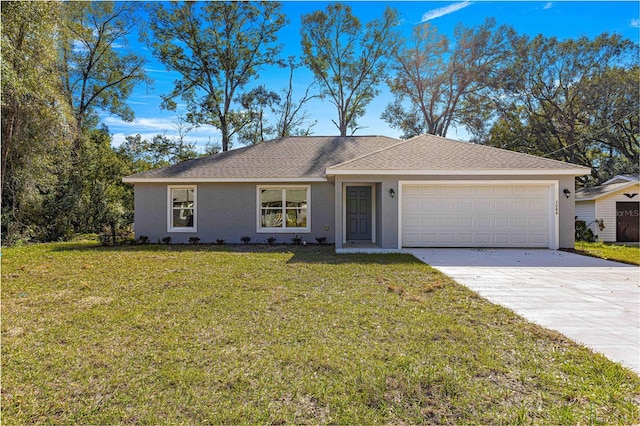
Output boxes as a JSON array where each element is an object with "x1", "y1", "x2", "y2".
[
  {"x1": 575, "y1": 175, "x2": 640, "y2": 243},
  {"x1": 122, "y1": 134, "x2": 590, "y2": 252}
]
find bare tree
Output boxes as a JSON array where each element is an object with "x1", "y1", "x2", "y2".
[
  {"x1": 301, "y1": 4, "x2": 400, "y2": 136},
  {"x1": 383, "y1": 18, "x2": 518, "y2": 138}
]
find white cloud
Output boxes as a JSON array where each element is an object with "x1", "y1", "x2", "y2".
[
  {"x1": 419, "y1": 1, "x2": 472, "y2": 23},
  {"x1": 107, "y1": 115, "x2": 222, "y2": 150},
  {"x1": 543, "y1": 2, "x2": 554, "y2": 10},
  {"x1": 632, "y1": 18, "x2": 640, "y2": 28},
  {"x1": 103, "y1": 116, "x2": 177, "y2": 132},
  {"x1": 111, "y1": 130, "x2": 221, "y2": 149}
]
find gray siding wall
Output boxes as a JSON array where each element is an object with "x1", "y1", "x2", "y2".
[
  {"x1": 133, "y1": 182, "x2": 335, "y2": 244},
  {"x1": 133, "y1": 175, "x2": 578, "y2": 248},
  {"x1": 334, "y1": 174, "x2": 577, "y2": 249}
]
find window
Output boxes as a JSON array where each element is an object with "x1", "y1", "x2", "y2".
[
  {"x1": 258, "y1": 186, "x2": 310, "y2": 232},
  {"x1": 168, "y1": 186, "x2": 197, "y2": 232}
]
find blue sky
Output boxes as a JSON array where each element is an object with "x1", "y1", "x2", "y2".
[{"x1": 103, "y1": 1, "x2": 640, "y2": 149}]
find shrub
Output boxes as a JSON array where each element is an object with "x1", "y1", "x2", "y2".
[
  {"x1": 98, "y1": 233, "x2": 112, "y2": 246},
  {"x1": 216, "y1": 239, "x2": 225, "y2": 245},
  {"x1": 160, "y1": 236, "x2": 172, "y2": 245},
  {"x1": 189, "y1": 237, "x2": 200, "y2": 245},
  {"x1": 575, "y1": 218, "x2": 605, "y2": 242},
  {"x1": 315, "y1": 237, "x2": 327, "y2": 245},
  {"x1": 266, "y1": 237, "x2": 277, "y2": 245},
  {"x1": 137, "y1": 235, "x2": 150, "y2": 245},
  {"x1": 240, "y1": 236, "x2": 251, "y2": 244},
  {"x1": 291, "y1": 235, "x2": 302, "y2": 245}
]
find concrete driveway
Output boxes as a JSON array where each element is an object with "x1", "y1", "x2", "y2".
[{"x1": 409, "y1": 249, "x2": 640, "y2": 375}]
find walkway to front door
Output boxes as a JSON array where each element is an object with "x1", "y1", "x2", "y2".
[{"x1": 346, "y1": 186, "x2": 372, "y2": 241}]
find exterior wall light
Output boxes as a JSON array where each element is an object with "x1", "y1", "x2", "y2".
[
  {"x1": 563, "y1": 188, "x2": 571, "y2": 198},
  {"x1": 389, "y1": 188, "x2": 395, "y2": 198}
]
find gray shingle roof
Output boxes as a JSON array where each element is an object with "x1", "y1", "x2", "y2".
[
  {"x1": 327, "y1": 134, "x2": 590, "y2": 173},
  {"x1": 123, "y1": 136, "x2": 399, "y2": 180},
  {"x1": 123, "y1": 134, "x2": 589, "y2": 182},
  {"x1": 576, "y1": 180, "x2": 640, "y2": 201}
]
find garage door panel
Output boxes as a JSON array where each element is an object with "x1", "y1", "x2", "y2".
[
  {"x1": 473, "y1": 186, "x2": 492, "y2": 196},
  {"x1": 513, "y1": 234, "x2": 528, "y2": 244},
  {"x1": 421, "y1": 201, "x2": 437, "y2": 212},
  {"x1": 494, "y1": 234, "x2": 509, "y2": 244},
  {"x1": 512, "y1": 217, "x2": 528, "y2": 228},
  {"x1": 477, "y1": 234, "x2": 491, "y2": 244},
  {"x1": 441, "y1": 201, "x2": 456, "y2": 212},
  {"x1": 494, "y1": 200, "x2": 509, "y2": 211},
  {"x1": 440, "y1": 217, "x2": 455, "y2": 227},
  {"x1": 494, "y1": 186, "x2": 511, "y2": 196},
  {"x1": 458, "y1": 233, "x2": 474, "y2": 244},
  {"x1": 458, "y1": 217, "x2": 473, "y2": 228},
  {"x1": 477, "y1": 200, "x2": 492, "y2": 212},
  {"x1": 402, "y1": 183, "x2": 552, "y2": 248},
  {"x1": 458, "y1": 186, "x2": 474, "y2": 195},
  {"x1": 531, "y1": 234, "x2": 547, "y2": 244},
  {"x1": 529, "y1": 217, "x2": 547, "y2": 226},
  {"x1": 529, "y1": 199, "x2": 548, "y2": 212},
  {"x1": 494, "y1": 217, "x2": 509, "y2": 228},
  {"x1": 459, "y1": 201, "x2": 473, "y2": 211}
]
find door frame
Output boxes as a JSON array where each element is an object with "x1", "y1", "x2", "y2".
[
  {"x1": 397, "y1": 180, "x2": 559, "y2": 249},
  {"x1": 343, "y1": 183, "x2": 376, "y2": 244}
]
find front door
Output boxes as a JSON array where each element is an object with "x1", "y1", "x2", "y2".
[
  {"x1": 346, "y1": 186, "x2": 372, "y2": 241},
  {"x1": 616, "y1": 202, "x2": 639, "y2": 242}
]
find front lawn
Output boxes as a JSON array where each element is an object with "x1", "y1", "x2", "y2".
[
  {"x1": 2, "y1": 242, "x2": 639, "y2": 424},
  {"x1": 573, "y1": 241, "x2": 640, "y2": 266}
]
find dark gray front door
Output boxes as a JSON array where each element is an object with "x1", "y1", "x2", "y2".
[
  {"x1": 346, "y1": 186, "x2": 372, "y2": 241},
  {"x1": 616, "y1": 202, "x2": 639, "y2": 242}
]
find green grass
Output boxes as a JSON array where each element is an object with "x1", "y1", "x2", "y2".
[
  {"x1": 2, "y1": 241, "x2": 639, "y2": 424},
  {"x1": 573, "y1": 241, "x2": 640, "y2": 265}
]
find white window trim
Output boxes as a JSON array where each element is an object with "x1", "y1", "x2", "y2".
[
  {"x1": 167, "y1": 185, "x2": 197, "y2": 233},
  {"x1": 257, "y1": 185, "x2": 311, "y2": 233}
]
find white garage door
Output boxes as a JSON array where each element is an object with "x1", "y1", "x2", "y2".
[{"x1": 401, "y1": 183, "x2": 553, "y2": 248}]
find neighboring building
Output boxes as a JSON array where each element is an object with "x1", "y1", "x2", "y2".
[
  {"x1": 123, "y1": 134, "x2": 590, "y2": 252},
  {"x1": 575, "y1": 176, "x2": 640, "y2": 243}
]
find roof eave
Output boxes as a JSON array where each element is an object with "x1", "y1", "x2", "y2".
[
  {"x1": 575, "y1": 181, "x2": 640, "y2": 201},
  {"x1": 325, "y1": 168, "x2": 591, "y2": 176},
  {"x1": 122, "y1": 176, "x2": 328, "y2": 184}
]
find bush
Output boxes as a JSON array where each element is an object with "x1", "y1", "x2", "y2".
[
  {"x1": 315, "y1": 237, "x2": 327, "y2": 245},
  {"x1": 215, "y1": 239, "x2": 225, "y2": 245},
  {"x1": 137, "y1": 235, "x2": 150, "y2": 245},
  {"x1": 160, "y1": 236, "x2": 172, "y2": 245},
  {"x1": 266, "y1": 237, "x2": 276, "y2": 245},
  {"x1": 575, "y1": 218, "x2": 605, "y2": 242},
  {"x1": 240, "y1": 236, "x2": 251, "y2": 244},
  {"x1": 291, "y1": 235, "x2": 302, "y2": 245},
  {"x1": 189, "y1": 237, "x2": 200, "y2": 245},
  {"x1": 98, "y1": 233, "x2": 112, "y2": 246}
]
